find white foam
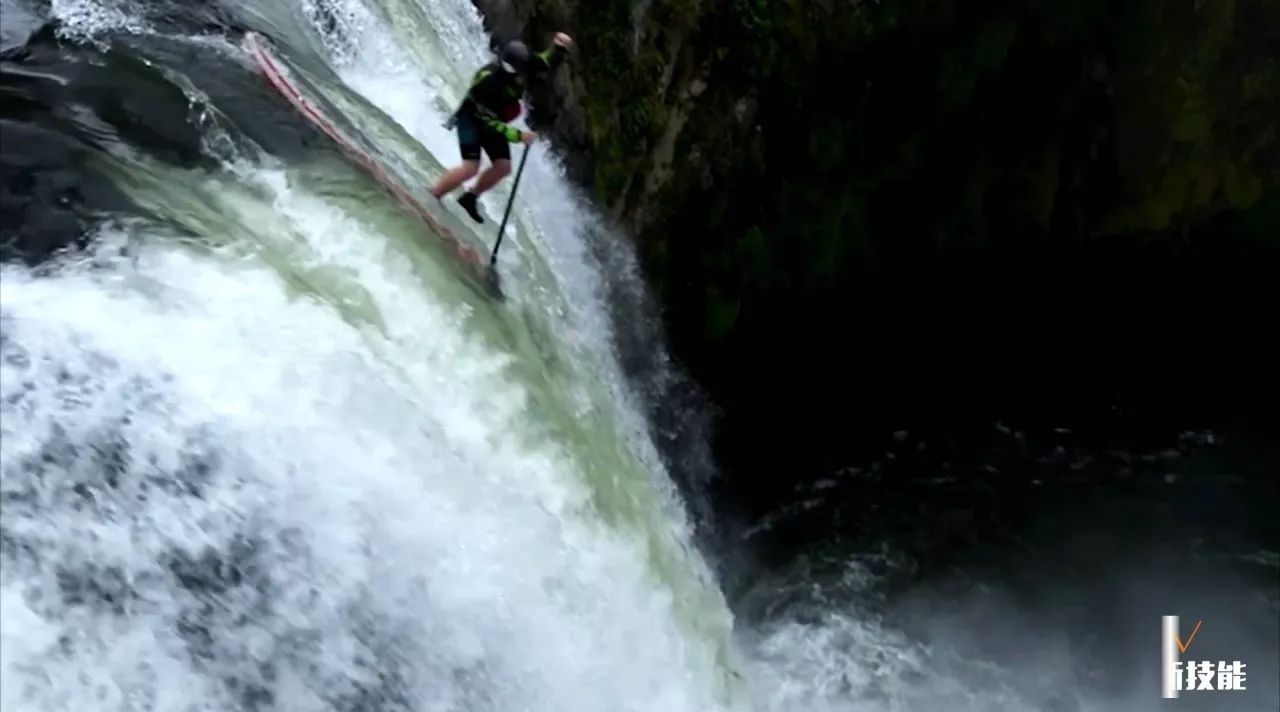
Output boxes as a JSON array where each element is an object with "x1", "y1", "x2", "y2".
[
  {"x1": 50, "y1": 0, "x2": 149, "y2": 37},
  {"x1": 0, "y1": 226, "x2": 735, "y2": 711},
  {"x1": 8, "y1": 0, "x2": 746, "y2": 709}
]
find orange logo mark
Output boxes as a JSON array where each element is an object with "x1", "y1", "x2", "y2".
[{"x1": 1175, "y1": 620, "x2": 1202, "y2": 654}]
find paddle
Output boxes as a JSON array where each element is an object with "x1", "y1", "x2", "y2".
[{"x1": 488, "y1": 144, "x2": 530, "y2": 269}]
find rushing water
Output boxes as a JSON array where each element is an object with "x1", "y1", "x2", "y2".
[
  {"x1": 2, "y1": 1, "x2": 741, "y2": 709},
  {"x1": 2, "y1": 1, "x2": 1276, "y2": 711}
]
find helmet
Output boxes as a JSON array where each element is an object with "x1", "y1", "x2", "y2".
[{"x1": 500, "y1": 40, "x2": 530, "y2": 74}]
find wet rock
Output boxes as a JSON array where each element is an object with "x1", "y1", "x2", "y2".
[
  {"x1": 0, "y1": 120, "x2": 124, "y2": 263},
  {"x1": 0, "y1": 0, "x2": 43, "y2": 53}
]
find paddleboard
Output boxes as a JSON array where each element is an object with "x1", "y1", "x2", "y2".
[{"x1": 242, "y1": 31, "x2": 503, "y2": 298}]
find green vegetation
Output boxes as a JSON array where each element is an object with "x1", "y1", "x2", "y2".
[
  {"x1": 599, "y1": 0, "x2": 1275, "y2": 351},
  {"x1": 516, "y1": 0, "x2": 1278, "y2": 476}
]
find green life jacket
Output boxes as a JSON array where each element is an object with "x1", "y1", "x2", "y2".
[{"x1": 445, "y1": 45, "x2": 567, "y2": 143}]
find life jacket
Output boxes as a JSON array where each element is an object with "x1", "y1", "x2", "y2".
[
  {"x1": 444, "y1": 52, "x2": 551, "y2": 131},
  {"x1": 459, "y1": 63, "x2": 524, "y2": 122}
]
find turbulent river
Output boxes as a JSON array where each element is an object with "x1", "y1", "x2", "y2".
[{"x1": 1, "y1": 1, "x2": 1276, "y2": 711}]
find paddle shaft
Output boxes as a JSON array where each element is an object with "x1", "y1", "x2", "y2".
[{"x1": 490, "y1": 145, "x2": 530, "y2": 268}]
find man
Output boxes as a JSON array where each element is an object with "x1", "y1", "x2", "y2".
[{"x1": 429, "y1": 32, "x2": 574, "y2": 224}]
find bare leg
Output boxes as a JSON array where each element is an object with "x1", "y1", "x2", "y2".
[
  {"x1": 467, "y1": 159, "x2": 512, "y2": 197},
  {"x1": 429, "y1": 160, "x2": 480, "y2": 198}
]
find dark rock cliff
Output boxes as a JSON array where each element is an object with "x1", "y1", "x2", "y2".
[
  {"x1": 470, "y1": 0, "x2": 737, "y2": 226},
  {"x1": 470, "y1": 0, "x2": 1279, "y2": 514}
]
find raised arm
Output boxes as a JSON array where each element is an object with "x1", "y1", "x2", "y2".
[{"x1": 531, "y1": 32, "x2": 574, "y2": 74}]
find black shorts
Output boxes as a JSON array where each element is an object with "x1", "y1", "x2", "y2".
[{"x1": 455, "y1": 111, "x2": 511, "y2": 163}]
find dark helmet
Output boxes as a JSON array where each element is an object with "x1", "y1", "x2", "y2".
[{"x1": 500, "y1": 40, "x2": 531, "y2": 74}]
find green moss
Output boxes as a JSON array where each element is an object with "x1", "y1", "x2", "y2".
[
  {"x1": 939, "y1": 18, "x2": 1019, "y2": 107},
  {"x1": 704, "y1": 290, "x2": 740, "y2": 344},
  {"x1": 1241, "y1": 65, "x2": 1276, "y2": 103},
  {"x1": 526, "y1": 0, "x2": 1276, "y2": 384},
  {"x1": 653, "y1": 0, "x2": 701, "y2": 32},
  {"x1": 1225, "y1": 164, "x2": 1264, "y2": 209}
]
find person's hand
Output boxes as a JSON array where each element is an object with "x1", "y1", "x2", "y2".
[
  {"x1": 553, "y1": 32, "x2": 574, "y2": 50},
  {"x1": 521, "y1": 130, "x2": 538, "y2": 145}
]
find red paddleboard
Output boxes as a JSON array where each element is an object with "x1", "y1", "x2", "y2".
[{"x1": 242, "y1": 32, "x2": 491, "y2": 279}]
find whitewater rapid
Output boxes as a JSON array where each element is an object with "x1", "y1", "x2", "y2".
[
  {"x1": 12, "y1": 2, "x2": 1274, "y2": 712},
  {"x1": 1, "y1": 0, "x2": 745, "y2": 710}
]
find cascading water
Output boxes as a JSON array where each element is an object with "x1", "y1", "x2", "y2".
[
  {"x1": 5, "y1": 2, "x2": 1276, "y2": 712},
  {"x1": 1, "y1": 0, "x2": 745, "y2": 709}
]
